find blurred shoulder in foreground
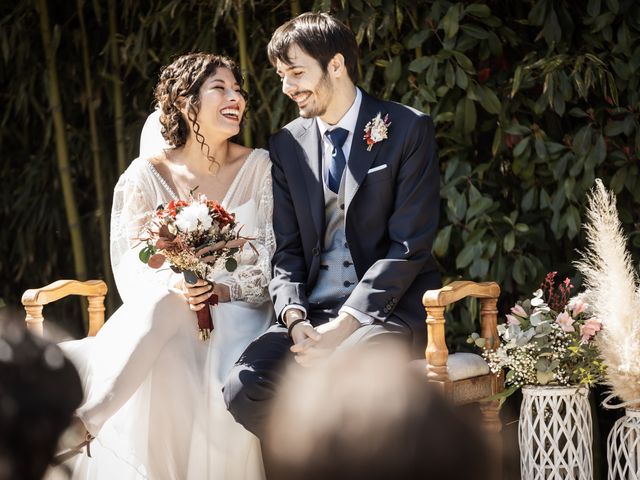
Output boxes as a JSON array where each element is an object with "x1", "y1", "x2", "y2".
[
  {"x1": 0, "y1": 312, "x2": 82, "y2": 480},
  {"x1": 267, "y1": 343, "x2": 492, "y2": 480}
]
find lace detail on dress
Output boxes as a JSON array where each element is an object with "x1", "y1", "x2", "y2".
[
  {"x1": 146, "y1": 160, "x2": 179, "y2": 201},
  {"x1": 216, "y1": 153, "x2": 274, "y2": 304}
]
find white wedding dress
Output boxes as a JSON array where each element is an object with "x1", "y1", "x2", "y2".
[{"x1": 60, "y1": 146, "x2": 273, "y2": 480}]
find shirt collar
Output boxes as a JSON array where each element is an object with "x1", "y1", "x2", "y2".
[{"x1": 316, "y1": 87, "x2": 362, "y2": 139}]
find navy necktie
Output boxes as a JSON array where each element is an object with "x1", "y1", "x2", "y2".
[{"x1": 325, "y1": 128, "x2": 349, "y2": 193}]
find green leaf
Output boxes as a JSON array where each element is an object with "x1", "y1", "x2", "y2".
[
  {"x1": 384, "y1": 56, "x2": 402, "y2": 83},
  {"x1": 521, "y1": 188, "x2": 535, "y2": 211},
  {"x1": 407, "y1": 30, "x2": 430, "y2": 49},
  {"x1": 528, "y1": 0, "x2": 548, "y2": 26},
  {"x1": 566, "y1": 205, "x2": 581, "y2": 238},
  {"x1": 456, "y1": 244, "x2": 478, "y2": 269},
  {"x1": 605, "y1": 121, "x2": 626, "y2": 136},
  {"x1": 512, "y1": 257, "x2": 526, "y2": 284},
  {"x1": 433, "y1": 225, "x2": 452, "y2": 257},
  {"x1": 513, "y1": 136, "x2": 531, "y2": 157},
  {"x1": 463, "y1": 98, "x2": 476, "y2": 133},
  {"x1": 442, "y1": 4, "x2": 460, "y2": 38},
  {"x1": 469, "y1": 184, "x2": 482, "y2": 203},
  {"x1": 477, "y1": 85, "x2": 501, "y2": 114},
  {"x1": 504, "y1": 124, "x2": 531, "y2": 135},
  {"x1": 225, "y1": 257, "x2": 238, "y2": 272},
  {"x1": 469, "y1": 257, "x2": 490, "y2": 278},
  {"x1": 460, "y1": 24, "x2": 490, "y2": 40},
  {"x1": 480, "y1": 385, "x2": 519, "y2": 407},
  {"x1": 465, "y1": 4, "x2": 491, "y2": 18},
  {"x1": 453, "y1": 51, "x2": 475, "y2": 73},
  {"x1": 610, "y1": 168, "x2": 626, "y2": 194},
  {"x1": 138, "y1": 245, "x2": 155, "y2": 264},
  {"x1": 587, "y1": 0, "x2": 601, "y2": 16},
  {"x1": 511, "y1": 65, "x2": 524, "y2": 97},
  {"x1": 540, "y1": 188, "x2": 552, "y2": 209},
  {"x1": 408, "y1": 56, "x2": 430, "y2": 73},
  {"x1": 503, "y1": 231, "x2": 515, "y2": 253},
  {"x1": 467, "y1": 197, "x2": 492, "y2": 220},
  {"x1": 455, "y1": 66, "x2": 469, "y2": 89},
  {"x1": 445, "y1": 61, "x2": 455, "y2": 88}
]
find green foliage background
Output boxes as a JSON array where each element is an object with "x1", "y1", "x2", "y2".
[
  {"x1": 1, "y1": 1, "x2": 639, "y2": 476},
  {"x1": 1, "y1": 0, "x2": 639, "y2": 339}
]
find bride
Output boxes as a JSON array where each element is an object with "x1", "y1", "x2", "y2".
[{"x1": 59, "y1": 53, "x2": 273, "y2": 479}]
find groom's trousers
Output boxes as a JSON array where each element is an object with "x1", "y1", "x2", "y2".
[{"x1": 222, "y1": 311, "x2": 411, "y2": 440}]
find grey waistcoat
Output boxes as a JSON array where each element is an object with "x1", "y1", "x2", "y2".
[{"x1": 308, "y1": 172, "x2": 358, "y2": 307}]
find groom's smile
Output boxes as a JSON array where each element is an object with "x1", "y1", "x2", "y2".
[{"x1": 276, "y1": 45, "x2": 334, "y2": 119}]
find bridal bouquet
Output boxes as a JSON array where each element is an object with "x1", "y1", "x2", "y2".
[
  {"x1": 469, "y1": 272, "x2": 606, "y2": 398},
  {"x1": 139, "y1": 193, "x2": 249, "y2": 340}
]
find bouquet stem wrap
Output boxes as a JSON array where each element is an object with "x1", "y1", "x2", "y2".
[{"x1": 196, "y1": 290, "x2": 218, "y2": 341}]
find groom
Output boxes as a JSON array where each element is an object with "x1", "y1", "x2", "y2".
[{"x1": 223, "y1": 12, "x2": 441, "y2": 438}]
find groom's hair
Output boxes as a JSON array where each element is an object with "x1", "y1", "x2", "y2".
[{"x1": 267, "y1": 12, "x2": 360, "y2": 83}]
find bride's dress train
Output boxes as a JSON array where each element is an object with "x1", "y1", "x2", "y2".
[{"x1": 60, "y1": 149, "x2": 273, "y2": 479}]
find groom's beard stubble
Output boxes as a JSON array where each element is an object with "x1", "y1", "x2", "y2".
[{"x1": 296, "y1": 72, "x2": 333, "y2": 119}]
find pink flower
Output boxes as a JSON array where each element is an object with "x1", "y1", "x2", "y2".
[
  {"x1": 511, "y1": 304, "x2": 528, "y2": 318},
  {"x1": 556, "y1": 311, "x2": 575, "y2": 332},
  {"x1": 569, "y1": 298, "x2": 588, "y2": 316},
  {"x1": 580, "y1": 317, "x2": 602, "y2": 343},
  {"x1": 506, "y1": 314, "x2": 521, "y2": 326}
]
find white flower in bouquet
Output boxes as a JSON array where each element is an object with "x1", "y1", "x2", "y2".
[{"x1": 175, "y1": 202, "x2": 212, "y2": 232}]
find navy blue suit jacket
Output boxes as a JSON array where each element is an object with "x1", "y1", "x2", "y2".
[{"x1": 268, "y1": 90, "x2": 441, "y2": 354}]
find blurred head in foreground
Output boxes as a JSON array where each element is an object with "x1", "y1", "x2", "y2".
[
  {"x1": 267, "y1": 344, "x2": 491, "y2": 480},
  {"x1": 0, "y1": 315, "x2": 82, "y2": 480}
]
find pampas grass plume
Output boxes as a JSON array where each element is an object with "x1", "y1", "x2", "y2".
[{"x1": 574, "y1": 179, "x2": 640, "y2": 407}]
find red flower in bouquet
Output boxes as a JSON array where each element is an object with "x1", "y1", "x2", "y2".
[{"x1": 139, "y1": 192, "x2": 250, "y2": 340}]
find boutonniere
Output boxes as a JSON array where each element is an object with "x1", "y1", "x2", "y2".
[{"x1": 363, "y1": 113, "x2": 391, "y2": 152}]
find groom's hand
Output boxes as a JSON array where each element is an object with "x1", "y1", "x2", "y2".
[
  {"x1": 291, "y1": 313, "x2": 360, "y2": 367},
  {"x1": 285, "y1": 309, "x2": 320, "y2": 346}
]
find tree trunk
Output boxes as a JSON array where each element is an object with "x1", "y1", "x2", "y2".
[
  {"x1": 236, "y1": 0, "x2": 252, "y2": 148},
  {"x1": 108, "y1": 0, "x2": 127, "y2": 173},
  {"x1": 76, "y1": 0, "x2": 116, "y2": 313},
  {"x1": 35, "y1": 0, "x2": 88, "y2": 284}
]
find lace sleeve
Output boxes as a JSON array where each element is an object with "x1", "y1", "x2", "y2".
[
  {"x1": 110, "y1": 161, "x2": 181, "y2": 303},
  {"x1": 217, "y1": 170, "x2": 275, "y2": 304}
]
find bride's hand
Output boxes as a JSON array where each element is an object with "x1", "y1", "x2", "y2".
[
  {"x1": 177, "y1": 278, "x2": 232, "y2": 309},
  {"x1": 178, "y1": 278, "x2": 215, "y2": 311}
]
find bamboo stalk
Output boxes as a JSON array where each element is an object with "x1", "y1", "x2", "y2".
[
  {"x1": 108, "y1": 0, "x2": 126, "y2": 173},
  {"x1": 35, "y1": 0, "x2": 88, "y2": 284},
  {"x1": 236, "y1": 0, "x2": 252, "y2": 147},
  {"x1": 246, "y1": 56, "x2": 272, "y2": 126},
  {"x1": 290, "y1": 0, "x2": 301, "y2": 17},
  {"x1": 76, "y1": 0, "x2": 116, "y2": 313}
]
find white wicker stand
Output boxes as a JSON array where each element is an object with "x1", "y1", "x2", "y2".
[
  {"x1": 608, "y1": 408, "x2": 640, "y2": 479},
  {"x1": 519, "y1": 385, "x2": 593, "y2": 480}
]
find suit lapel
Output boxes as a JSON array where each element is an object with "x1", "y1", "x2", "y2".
[
  {"x1": 295, "y1": 119, "x2": 325, "y2": 240},
  {"x1": 344, "y1": 92, "x2": 383, "y2": 214}
]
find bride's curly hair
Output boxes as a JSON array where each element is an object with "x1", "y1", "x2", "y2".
[{"x1": 154, "y1": 53, "x2": 247, "y2": 168}]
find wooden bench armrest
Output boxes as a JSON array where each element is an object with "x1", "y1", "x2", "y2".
[
  {"x1": 21, "y1": 279, "x2": 108, "y2": 337},
  {"x1": 423, "y1": 281, "x2": 500, "y2": 307},
  {"x1": 423, "y1": 281, "x2": 500, "y2": 382}
]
